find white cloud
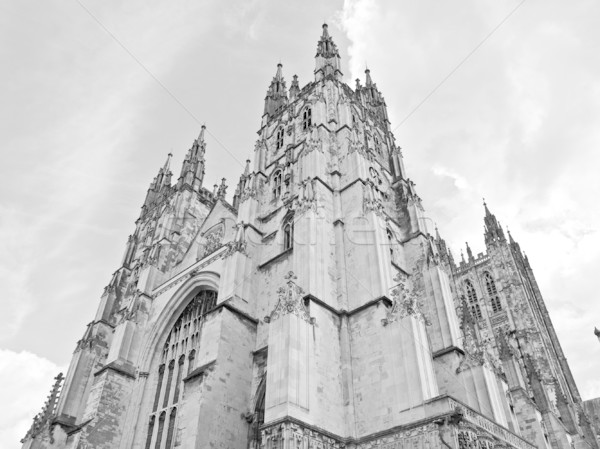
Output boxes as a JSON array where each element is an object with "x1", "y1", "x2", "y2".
[{"x1": 0, "y1": 350, "x2": 65, "y2": 448}]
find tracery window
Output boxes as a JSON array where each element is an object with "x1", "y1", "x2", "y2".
[
  {"x1": 465, "y1": 280, "x2": 482, "y2": 320},
  {"x1": 484, "y1": 272, "x2": 502, "y2": 313},
  {"x1": 302, "y1": 108, "x2": 312, "y2": 130},
  {"x1": 276, "y1": 127, "x2": 284, "y2": 150},
  {"x1": 145, "y1": 289, "x2": 217, "y2": 448},
  {"x1": 283, "y1": 218, "x2": 294, "y2": 251},
  {"x1": 272, "y1": 170, "x2": 283, "y2": 199}
]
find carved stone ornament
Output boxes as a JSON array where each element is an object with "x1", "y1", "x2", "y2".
[
  {"x1": 347, "y1": 127, "x2": 369, "y2": 159},
  {"x1": 265, "y1": 272, "x2": 314, "y2": 324},
  {"x1": 326, "y1": 83, "x2": 338, "y2": 123},
  {"x1": 295, "y1": 177, "x2": 317, "y2": 214},
  {"x1": 363, "y1": 180, "x2": 385, "y2": 217},
  {"x1": 382, "y1": 273, "x2": 431, "y2": 326},
  {"x1": 260, "y1": 421, "x2": 343, "y2": 449},
  {"x1": 202, "y1": 225, "x2": 225, "y2": 258},
  {"x1": 223, "y1": 222, "x2": 247, "y2": 257},
  {"x1": 303, "y1": 125, "x2": 323, "y2": 156}
]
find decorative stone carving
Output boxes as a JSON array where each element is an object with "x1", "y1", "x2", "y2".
[
  {"x1": 326, "y1": 84, "x2": 338, "y2": 123},
  {"x1": 296, "y1": 177, "x2": 317, "y2": 214},
  {"x1": 202, "y1": 225, "x2": 225, "y2": 258},
  {"x1": 326, "y1": 131, "x2": 341, "y2": 173},
  {"x1": 265, "y1": 272, "x2": 314, "y2": 324},
  {"x1": 223, "y1": 222, "x2": 247, "y2": 257},
  {"x1": 382, "y1": 273, "x2": 431, "y2": 326},
  {"x1": 260, "y1": 421, "x2": 343, "y2": 449},
  {"x1": 303, "y1": 125, "x2": 323, "y2": 156},
  {"x1": 21, "y1": 373, "x2": 64, "y2": 444},
  {"x1": 355, "y1": 422, "x2": 441, "y2": 449},
  {"x1": 363, "y1": 180, "x2": 385, "y2": 217}
]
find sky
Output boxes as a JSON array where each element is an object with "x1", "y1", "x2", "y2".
[{"x1": 1, "y1": 0, "x2": 600, "y2": 446}]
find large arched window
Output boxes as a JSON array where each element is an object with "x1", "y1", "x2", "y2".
[
  {"x1": 484, "y1": 272, "x2": 502, "y2": 313},
  {"x1": 465, "y1": 280, "x2": 482, "y2": 320},
  {"x1": 145, "y1": 289, "x2": 217, "y2": 448},
  {"x1": 272, "y1": 170, "x2": 282, "y2": 200},
  {"x1": 248, "y1": 375, "x2": 266, "y2": 449},
  {"x1": 283, "y1": 217, "x2": 294, "y2": 251},
  {"x1": 302, "y1": 108, "x2": 312, "y2": 130}
]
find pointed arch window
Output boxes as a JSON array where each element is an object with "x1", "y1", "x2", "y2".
[
  {"x1": 272, "y1": 170, "x2": 283, "y2": 200},
  {"x1": 283, "y1": 217, "x2": 294, "y2": 251},
  {"x1": 302, "y1": 108, "x2": 312, "y2": 130},
  {"x1": 146, "y1": 289, "x2": 217, "y2": 447},
  {"x1": 155, "y1": 411, "x2": 166, "y2": 449},
  {"x1": 465, "y1": 280, "x2": 482, "y2": 320},
  {"x1": 276, "y1": 127, "x2": 284, "y2": 150},
  {"x1": 165, "y1": 408, "x2": 177, "y2": 449},
  {"x1": 484, "y1": 272, "x2": 502, "y2": 313},
  {"x1": 249, "y1": 375, "x2": 266, "y2": 449},
  {"x1": 145, "y1": 415, "x2": 155, "y2": 449}
]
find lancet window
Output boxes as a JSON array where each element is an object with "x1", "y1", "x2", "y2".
[
  {"x1": 302, "y1": 108, "x2": 312, "y2": 130},
  {"x1": 283, "y1": 217, "x2": 294, "y2": 251},
  {"x1": 276, "y1": 127, "x2": 284, "y2": 150},
  {"x1": 272, "y1": 170, "x2": 283, "y2": 199},
  {"x1": 145, "y1": 289, "x2": 217, "y2": 449},
  {"x1": 484, "y1": 272, "x2": 502, "y2": 313},
  {"x1": 465, "y1": 280, "x2": 482, "y2": 320}
]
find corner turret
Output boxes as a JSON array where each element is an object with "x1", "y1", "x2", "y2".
[
  {"x1": 314, "y1": 23, "x2": 342, "y2": 81},
  {"x1": 264, "y1": 63, "x2": 288, "y2": 117},
  {"x1": 178, "y1": 125, "x2": 206, "y2": 193},
  {"x1": 483, "y1": 199, "x2": 506, "y2": 246}
]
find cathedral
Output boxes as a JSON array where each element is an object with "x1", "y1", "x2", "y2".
[{"x1": 21, "y1": 24, "x2": 599, "y2": 449}]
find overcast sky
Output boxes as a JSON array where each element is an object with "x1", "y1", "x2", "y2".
[{"x1": 2, "y1": 0, "x2": 600, "y2": 446}]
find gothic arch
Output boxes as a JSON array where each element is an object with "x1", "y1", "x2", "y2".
[{"x1": 139, "y1": 271, "x2": 220, "y2": 373}]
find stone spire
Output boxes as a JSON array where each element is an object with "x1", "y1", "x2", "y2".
[
  {"x1": 178, "y1": 126, "x2": 206, "y2": 193},
  {"x1": 314, "y1": 23, "x2": 342, "y2": 81},
  {"x1": 264, "y1": 63, "x2": 288, "y2": 117},
  {"x1": 142, "y1": 153, "x2": 174, "y2": 212},
  {"x1": 483, "y1": 199, "x2": 506, "y2": 246},
  {"x1": 289, "y1": 74, "x2": 300, "y2": 101},
  {"x1": 356, "y1": 67, "x2": 389, "y2": 126}
]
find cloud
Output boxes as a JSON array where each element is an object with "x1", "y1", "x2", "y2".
[{"x1": 0, "y1": 349, "x2": 65, "y2": 448}]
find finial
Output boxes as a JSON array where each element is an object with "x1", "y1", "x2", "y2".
[
  {"x1": 595, "y1": 327, "x2": 600, "y2": 341},
  {"x1": 198, "y1": 124, "x2": 206, "y2": 143},
  {"x1": 244, "y1": 159, "x2": 251, "y2": 176},
  {"x1": 322, "y1": 23, "x2": 329, "y2": 37},
  {"x1": 163, "y1": 152, "x2": 172, "y2": 171},
  {"x1": 275, "y1": 62, "x2": 283, "y2": 80},
  {"x1": 365, "y1": 67, "x2": 373, "y2": 86}
]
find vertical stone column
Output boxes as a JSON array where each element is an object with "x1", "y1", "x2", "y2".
[{"x1": 264, "y1": 273, "x2": 314, "y2": 423}]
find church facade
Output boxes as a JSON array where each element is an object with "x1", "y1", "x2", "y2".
[{"x1": 22, "y1": 25, "x2": 598, "y2": 449}]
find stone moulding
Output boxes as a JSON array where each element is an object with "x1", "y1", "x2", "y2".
[
  {"x1": 447, "y1": 398, "x2": 536, "y2": 449},
  {"x1": 152, "y1": 247, "x2": 227, "y2": 297},
  {"x1": 258, "y1": 396, "x2": 535, "y2": 449}
]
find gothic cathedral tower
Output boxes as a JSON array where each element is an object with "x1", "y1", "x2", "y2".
[{"x1": 22, "y1": 25, "x2": 597, "y2": 449}]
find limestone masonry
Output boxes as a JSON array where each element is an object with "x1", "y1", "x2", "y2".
[{"x1": 21, "y1": 24, "x2": 599, "y2": 449}]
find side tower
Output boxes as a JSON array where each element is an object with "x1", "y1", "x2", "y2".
[{"x1": 451, "y1": 203, "x2": 598, "y2": 449}]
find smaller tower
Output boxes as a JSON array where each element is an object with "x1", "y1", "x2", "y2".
[
  {"x1": 178, "y1": 126, "x2": 207, "y2": 193},
  {"x1": 264, "y1": 63, "x2": 288, "y2": 117},
  {"x1": 483, "y1": 199, "x2": 506, "y2": 246}
]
